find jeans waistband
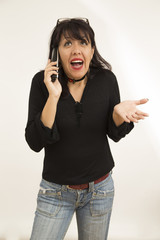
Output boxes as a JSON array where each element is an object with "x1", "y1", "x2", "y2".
[{"x1": 66, "y1": 173, "x2": 110, "y2": 190}]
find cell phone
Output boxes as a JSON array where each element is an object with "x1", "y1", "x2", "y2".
[{"x1": 51, "y1": 47, "x2": 59, "y2": 82}]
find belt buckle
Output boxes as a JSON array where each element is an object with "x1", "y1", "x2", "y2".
[{"x1": 67, "y1": 185, "x2": 74, "y2": 189}]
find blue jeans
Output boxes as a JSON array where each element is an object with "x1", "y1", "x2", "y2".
[{"x1": 30, "y1": 173, "x2": 114, "y2": 240}]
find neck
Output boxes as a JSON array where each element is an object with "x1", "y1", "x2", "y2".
[
  {"x1": 68, "y1": 73, "x2": 87, "y2": 84},
  {"x1": 68, "y1": 76, "x2": 87, "y2": 88}
]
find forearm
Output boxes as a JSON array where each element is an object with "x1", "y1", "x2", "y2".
[{"x1": 40, "y1": 95, "x2": 59, "y2": 129}]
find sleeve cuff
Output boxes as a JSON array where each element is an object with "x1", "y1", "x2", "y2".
[
  {"x1": 35, "y1": 113, "x2": 60, "y2": 144},
  {"x1": 107, "y1": 115, "x2": 134, "y2": 142},
  {"x1": 113, "y1": 120, "x2": 134, "y2": 137}
]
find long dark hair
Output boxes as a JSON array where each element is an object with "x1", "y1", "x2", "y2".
[{"x1": 48, "y1": 18, "x2": 112, "y2": 98}]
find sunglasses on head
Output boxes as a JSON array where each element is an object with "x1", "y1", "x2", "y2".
[{"x1": 56, "y1": 18, "x2": 89, "y2": 25}]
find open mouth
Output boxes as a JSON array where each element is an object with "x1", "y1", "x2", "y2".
[{"x1": 70, "y1": 60, "x2": 84, "y2": 69}]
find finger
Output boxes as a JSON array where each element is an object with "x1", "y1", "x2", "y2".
[
  {"x1": 131, "y1": 113, "x2": 146, "y2": 121},
  {"x1": 44, "y1": 68, "x2": 58, "y2": 76},
  {"x1": 121, "y1": 114, "x2": 131, "y2": 123},
  {"x1": 136, "y1": 116, "x2": 143, "y2": 120},
  {"x1": 135, "y1": 98, "x2": 149, "y2": 105},
  {"x1": 138, "y1": 116, "x2": 145, "y2": 120},
  {"x1": 134, "y1": 114, "x2": 144, "y2": 120},
  {"x1": 129, "y1": 112, "x2": 148, "y2": 122},
  {"x1": 46, "y1": 59, "x2": 51, "y2": 66},
  {"x1": 140, "y1": 113, "x2": 149, "y2": 117},
  {"x1": 48, "y1": 70, "x2": 58, "y2": 76},
  {"x1": 45, "y1": 70, "x2": 58, "y2": 79},
  {"x1": 46, "y1": 60, "x2": 57, "y2": 68},
  {"x1": 132, "y1": 113, "x2": 139, "y2": 119},
  {"x1": 136, "y1": 114, "x2": 149, "y2": 120},
  {"x1": 117, "y1": 112, "x2": 131, "y2": 123},
  {"x1": 45, "y1": 66, "x2": 59, "y2": 72},
  {"x1": 126, "y1": 114, "x2": 138, "y2": 123},
  {"x1": 136, "y1": 110, "x2": 149, "y2": 117},
  {"x1": 50, "y1": 61, "x2": 58, "y2": 66}
]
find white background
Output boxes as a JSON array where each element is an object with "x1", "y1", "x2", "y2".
[{"x1": 0, "y1": 0, "x2": 160, "y2": 239}]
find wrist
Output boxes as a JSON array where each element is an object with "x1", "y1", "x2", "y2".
[
  {"x1": 48, "y1": 94, "x2": 60, "y2": 102},
  {"x1": 113, "y1": 107, "x2": 124, "y2": 127}
]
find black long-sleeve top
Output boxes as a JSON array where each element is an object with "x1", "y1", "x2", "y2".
[{"x1": 25, "y1": 67, "x2": 134, "y2": 185}]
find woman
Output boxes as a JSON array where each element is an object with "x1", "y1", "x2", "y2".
[{"x1": 25, "y1": 18, "x2": 148, "y2": 240}]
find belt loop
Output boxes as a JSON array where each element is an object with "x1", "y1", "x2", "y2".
[
  {"x1": 88, "y1": 181, "x2": 94, "y2": 192},
  {"x1": 61, "y1": 184, "x2": 67, "y2": 191}
]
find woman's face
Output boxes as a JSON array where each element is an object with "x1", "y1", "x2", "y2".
[{"x1": 58, "y1": 33, "x2": 94, "y2": 80}]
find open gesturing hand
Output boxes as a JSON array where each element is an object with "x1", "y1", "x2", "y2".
[{"x1": 113, "y1": 98, "x2": 149, "y2": 126}]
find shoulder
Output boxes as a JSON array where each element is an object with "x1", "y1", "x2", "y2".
[
  {"x1": 97, "y1": 69, "x2": 117, "y2": 82},
  {"x1": 31, "y1": 70, "x2": 44, "y2": 86},
  {"x1": 91, "y1": 67, "x2": 118, "y2": 87},
  {"x1": 31, "y1": 70, "x2": 48, "y2": 96}
]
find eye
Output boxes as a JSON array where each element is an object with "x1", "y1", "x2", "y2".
[
  {"x1": 64, "y1": 41, "x2": 72, "y2": 47},
  {"x1": 81, "y1": 39, "x2": 88, "y2": 45}
]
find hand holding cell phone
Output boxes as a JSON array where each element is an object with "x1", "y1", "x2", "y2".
[{"x1": 44, "y1": 52, "x2": 62, "y2": 98}]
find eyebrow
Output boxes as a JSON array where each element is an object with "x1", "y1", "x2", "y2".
[{"x1": 63, "y1": 36, "x2": 89, "y2": 42}]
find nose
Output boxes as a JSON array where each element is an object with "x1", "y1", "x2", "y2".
[{"x1": 72, "y1": 42, "x2": 81, "y2": 55}]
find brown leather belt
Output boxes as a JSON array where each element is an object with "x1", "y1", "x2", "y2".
[{"x1": 67, "y1": 172, "x2": 110, "y2": 190}]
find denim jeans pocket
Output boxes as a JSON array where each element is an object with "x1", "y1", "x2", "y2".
[
  {"x1": 90, "y1": 175, "x2": 114, "y2": 217},
  {"x1": 36, "y1": 179, "x2": 62, "y2": 218}
]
